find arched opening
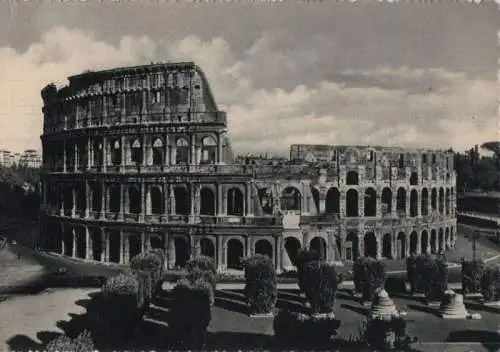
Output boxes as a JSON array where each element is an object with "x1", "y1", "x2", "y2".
[
  {"x1": 364, "y1": 188, "x2": 377, "y2": 217},
  {"x1": 200, "y1": 238, "x2": 215, "y2": 258},
  {"x1": 364, "y1": 232, "x2": 377, "y2": 258},
  {"x1": 63, "y1": 186, "x2": 74, "y2": 213},
  {"x1": 409, "y1": 172, "x2": 418, "y2": 186},
  {"x1": 227, "y1": 238, "x2": 244, "y2": 270},
  {"x1": 451, "y1": 227, "x2": 454, "y2": 244},
  {"x1": 150, "y1": 234, "x2": 164, "y2": 249},
  {"x1": 421, "y1": 188, "x2": 429, "y2": 216},
  {"x1": 325, "y1": 188, "x2": 340, "y2": 214},
  {"x1": 311, "y1": 187, "x2": 320, "y2": 213},
  {"x1": 346, "y1": 171, "x2": 359, "y2": 185},
  {"x1": 75, "y1": 227, "x2": 86, "y2": 259},
  {"x1": 346, "y1": 189, "x2": 359, "y2": 217},
  {"x1": 410, "y1": 231, "x2": 418, "y2": 254},
  {"x1": 176, "y1": 138, "x2": 189, "y2": 164},
  {"x1": 280, "y1": 187, "x2": 301, "y2": 212},
  {"x1": 109, "y1": 185, "x2": 120, "y2": 213},
  {"x1": 152, "y1": 138, "x2": 164, "y2": 166},
  {"x1": 111, "y1": 139, "x2": 121, "y2": 166},
  {"x1": 431, "y1": 188, "x2": 437, "y2": 211},
  {"x1": 430, "y1": 230, "x2": 437, "y2": 254},
  {"x1": 255, "y1": 239, "x2": 273, "y2": 259},
  {"x1": 174, "y1": 186, "x2": 190, "y2": 215},
  {"x1": 129, "y1": 233, "x2": 141, "y2": 259},
  {"x1": 445, "y1": 189, "x2": 450, "y2": 215},
  {"x1": 382, "y1": 233, "x2": 392, "y2": 259},
  {"x1": 397, "y1": 232, "x2": 406, "y2": 259},
  {"x1": 150, "y1": 186, "x2": 164, "y2": 214},
  {"x1": 63, "y1": 228, "x2": 74, "y2": 256},
  {"x1": 91, "y1": 228, "x2": 102, "y2": 261},
  {"x1": 438, "y1": 228, "x2": 444, "y2": 253},
  {"x1": 109, "y1": 231, "x2": 121, "y2": 263},
  {"x1": 200, "y1": 187, "x2": 216, "y2": 216},
  {"x1": 201, "y1": 136, "x2": 217, "y2": 164},
  {"x1": 445, "y1": 228, "x2": 450, "y2": 249},
  {"x1": 94, "y1": 141, "x2": 104, "y2": 166},
  {"x1": 227, "y1": 188, "x2": 244, "y2": 216},
  {"x1": 76, "y1": 183, "x2": 86, "y2": 214},
  {"x1": 345, "y1": 232, "x2": 359, "y2": 261},
  {"x1": 396, "y1": 188, "x2": 406, "y2": 215},
  {"x1": 284, "y1": 237, "x2": 301, "y2": 266},
  {"x1": 381, "y1": 188, "x2": 392, "y2": 215},
  {"x1": 310, "y1": 237, "x2": 327, "y2": 260},
  {"x1": 258, "y1": 188, "x2": 273, "y2": 215},
  {"x1": 438, "y1": 188, "x2": 444, "y2": 214},
  {"x1": 410, "y1": 190, "x2": 418, "y2": 217},
  {"x1": 129, "y1": 186, "x2": 141, "y2": 214},
  {"x1": 421, "y1": 231, "x2": 429, "y2": 253},
  {"x1": 131, "y1": 138, "x2": 142, "y2": 165},
  {"x1": 175, "y1": 237, "x2": 190, "y2": 267},
  {"x1": 92, "y1": 184, "x2": 103, "y2": 212}
]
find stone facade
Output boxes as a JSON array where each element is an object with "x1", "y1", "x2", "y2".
[{"x1": 38, "y1": 61, "x2": 457, "y2": 273}]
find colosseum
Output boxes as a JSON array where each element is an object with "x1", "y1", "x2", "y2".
[{"x1": 39, "y1": 61, "x2": 457, "y2": 273}]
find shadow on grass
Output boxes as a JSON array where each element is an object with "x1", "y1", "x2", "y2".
[
  {"x1": 465, "y1": 301, "x2": 500, "y2": 314},
  {"x1": 406, "y1": 304, "x2": 441, "y2": 317},
  {"x1": 340, "y1": 303, "x2": 369, "y2": 317},
  {"x1": 447, "y1": 330, "x2": 500, "y2": 352},
  {"x1": 6, "y1": 331, "x2": 60, "y2": 351},
  {"x1": 206, "y1": 331, "x2": 272, "y2": 350}
]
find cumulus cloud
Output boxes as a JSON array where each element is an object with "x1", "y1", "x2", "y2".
[{"x1": 0, "y1": 27, "x2": 497, "y2": 156}]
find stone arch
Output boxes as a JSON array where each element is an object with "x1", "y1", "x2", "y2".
[
  {"x1": 450, "y1": 226, "x2": 455, "y2": 245},
  {"x1": 108, "y1": 230, "x2": 121, "y2": 263},
  {"x1": 410, "y1": 189, "x2": 418, "y2": 217},
  {"x1": 109, "y1": 184, "x2": 120, "y2": 213},
  {"x1": 201, "y1": 136, "x2": 217, "y2": 164},
  {"x1": 129, "y1": 185, "x2": 141, "y2": 214},
  {"x1": 131, "y1": 138, "x2": 142, "y2": 164},
  {"x1": 150, "y1": 233, "x2": 164, "y2": 250},
  {"x1": 381, "y1": 188, "x2": 392, "y2": 215},
  {"x1": 310, "y1": 236, "x2": 327, "y2": 260},
  {"x1": 311, "y1": 187, "x2": 320, "y2": 213},
  {"x1": 439, "y1": 188, "x2": 445, "y2": 214},
  {"x1": 346, "y1": 232, "x2": 359, "y2": 261},
  {"x1": 325, "y1": 187, "x2": 340, "y2": 214},
  {"x1": 111, "y1": 139, "x2": 121, "y2": 165},
  {"x1": 438, "y1": 228, "x2": 445, "y2": 253},
  {"x1": 382, "y1": 233, "x2": 392, "y2": 258},
  {"x1": 175, "y1": 236, "x2": 190, "y2": 267},
  {"x1": 258, "y1": 188, "x2": 273, "y2": 215},
  {"x1": 397, "y1": 232, "x2": 406, "y2": 259},
  {"x1": 445, "y1": 227, "x2": 450, "y2": 249},
  {"x1": 396, "y1": 187, "x2": 406, "y2": 215},
  {"x1": 227, "y1": 238, "x2": 244, "y2": 270},
  {"x1": 150, "y1": 186, "x2": 164, "y2": 214},
  {"x1": 90, "y1": 228, "x2": 102, "y2": 261},
  {"x1": 430, "y1": 229, "x2": 437, "y2": 254},
  {"x1": 284, "y1": 237, "x2": 302, "y2": 266},
  {"x1": 176, "y1": 137, "x2": 190, "y2": 164},
  {"x1": 200, "y1": 187, "x2": 216, "y2": 216},
  {"x1": 346, "y1": 170, "x2": 359, "y2": 185},
  {"x1": 75, "y1": 227, "x2": 86, "y2": 259},
  {"x1": 445, "y1": 188, "x2": 450, "y2": 215},
  {"x1": 174, "y1": 186, "x2": 190, "y2": 215},
  {"x1": 152, "y1": 138, "x2": 164, "y2": 165},
  {"x1": 255, "y1": 239, "x2": 273, "y2": 259},
  {"x1": 431, "y1": 188, "x2": 437, "y2": 211},
  {"x1": 346, "y1": 189, "x2": 359, "y2": 217},
  {"x1": 421, "y1": 230, "x2": 429, "y2": 253},
  {"x1": 280, "y1": 186, "x2": 301, "y2": 212},
  {"x1": 410, "y1": 231, "x2": 418, "y2": 254},
  {"x1": 129, "y1": 232, "x2": 142, "y2": 259},
  {"x1": 63, "y1": 185, "x2": 74, "y2": 213},
  {"x1": 91, "y1": 183, "x2": 103, "y2": 212},
  {"x1": 227, "y1": 187, "x2": 244, "y2": 216},
  {"x1": 410, "y1": 172, "x2": 418, "y2": 186},
  {"x1": 421, "y1": 188, "x2": 429, "y2": 216},
  {"x1": 364, "y1": 232, "x2": 377, "y2": 258},
  {"x1": 200, "y1": 237, "x2": 215, "y2": 258},
  {"x1": 364, "y1": 188, "x2": 377, "y2": 217}
]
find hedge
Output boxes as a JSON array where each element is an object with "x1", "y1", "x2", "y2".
[
  {"x1": 364, "y1": 316, "x2": 409, "y2": 350},
  {"x1": 169, "y1": 278, "x2": 214, "y2": 349},
  {"x1": 353, "y1": 257, "x2": 386, "y2": 302},
  {"x1": 273, "y1": 310, "x2": 341, "y2": 348},
  {"x1": 185, "y1": 256, "x2": 217, "y2": 294},
  {"x1": 408, "y1": 253, "x2": 448, "y2": 300},
  {"x1": 126, "y1": 269, "x2": 153, "y2": 313},
  {"x1": 461, "y1": 260, "x2": 485, "y2": 294},
  {"x1": 243, "y1": 254, "x2": 277, "y2": 315},
  {"x1": 481, "y1": 264, "x2": 500, "y2": 302},
  {"x1": 296, "y1": 250, "x2": 321, "y2": 294},
  {"x1": 46, "y1": 330, "x2": 94, "y2": 352},
  {"x1": 129, "y1": 250, "x2": 164, "y2": 293},
  {"x1": 302, "y1": 261, "x2": 338, "y2": 314}
]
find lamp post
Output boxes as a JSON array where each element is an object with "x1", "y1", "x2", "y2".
[{"x1": 468, "y1": 230, "x2": 480, "y2": 262}]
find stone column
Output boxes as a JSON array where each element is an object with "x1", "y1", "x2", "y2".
[
  {"x1": 217, "y1": 183, "x2": 224, "y2": 216},
  {"x1": 303, "y1": 231, "x2": 310, "y2": 250},
  {"x1": 376, "y1": 231, "x2": 382, "y2": 259},
  {"x1": 376, "y1": 193, "x2": 382, "y2": 218},
  {"x1": 276, "y1": 236, "x2": 283, "y2": 274},
  {"x1": 85, "y1": 227, "x2": 93, "y2": 260},
  {"x1": 327, "y1": 231, "x2": 335, "y2": 262},
  {"x1": 119, "y1": 184, "x2": 124, "y2": 220},
  {"x1": 168, "y1": 233, "x2": 176, "y2": 269},
  {"x1": 85, "y1": 181, "x2": 92, "y2": 218},
  {"x1": 121, "y1": 232, "x2": 129, "y2": 264},
  {"x1": 163, "y1": 183, "x2": 169, "y2": 219},
  {"x1": 102, "y1": 229, "x2": 109, "y2": 262},
  {"x1": 71, "y1": 188, "x2": 76, "y2": 217},
  {"x1": 71, "y1": 228, "x2": 77, "y2": 258},
  {"x1": 416, "y1": 232, "x2": 422, "y2": 254},
  {"x1": 164, "y1": 134, "x2": 170, "y2": 166},
  {"x1": 142, "y1": 135, "x2": 147, "y2": 166},
  {"x1": 120, "y1": 135, "x2": 126, "y2": 173},
  {"x1": 74, "y1": 143, "x2": 79, "y2": 172},
  {"x1": 358, "y1": 188, "x2": 364, "y2": 217},
  {"x1": 245, "y1": 237, "x2": 252, "y2": 258},
  {"x1": 100, "y1": 181, "x2": 106, "y2": 218},
  {"x1": 124, "y1": 185, "x2": 130, "y2": 214},
  {"x1": 169, "y1": 184, "x2": 176, "y2": 214},
  {"x1": 245, "y1": 182, "x2": 254, "y2": 216},
  {"x1": 145, "y1": 185, "x2": 152, "y2": 215},
  {"x1": 217, "y1": 236, "x2": 224, "y2": 273},
  {"x1": 102, "y1": 136, "x2": 107, "y2": 173},
  {"x1": 217, "y1": 132, "x2": 223, "y2": 164},
  {"x1": 140, "y1": 181, "x2": 146, "y2": 222},
  {"x1": 63, "y1": 140, "x2": 67, "y2": 173}
]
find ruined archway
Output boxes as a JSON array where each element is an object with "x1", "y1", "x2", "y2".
[
  {"x1": 174, "y1": 186, "x2": 190, "y2": 215},
  {"x1": 227, "y1": 187, "x2": 244, "y2": 216},
  {"x1": 284, "y1": 237, "x2": 301, "y2": 266},
  {"x1": 410, "y1": 231, "x2": 418, "y2": 255},
  {"x1": 227, "y1": 238, "x2": 244, "y2": 270},
  {"x1": 150, "y1": 186, "x2": 164, "y2": 214},
  {"x1": 280, "y1": 187, "x2": 301, "y2": 212},
  {"x1": 200, "y1": 187, "x2": 216, "y2": 216},
  {"x1": 381, "y1": 188, "x2": 392, "y2": 215},
  {"x1": 364, "y1": 232, "x2": 377, "y2": 258},
  {"x1": 255, "y1": 239, "x2": 273, "y2": 259},
  {"x1": 364, "y1": 188, "x2": 377, "y2": 217},
  {"x1": 346, "y1": 189, "x2": 359, "y2": 217},
  {"x1": 396, "y1": 187, "x2": 406, "y2": 215},
  {"x1": 152, "y1": 138, "x2": 164, "y2": 166},
  {"x1": 410, "y1": 190, "x2": 418, "y2": 217},
  {"x1": 310, "y1": 236, "x2": 327, "y2": 260},
  {"x1": 200, "y1": 238, "x2": 215, "y2": 258},
  {"x1": 382, "y1": 233, "x2": 392, "y2": 259},
  {"x1": 108, "y1": 230, "x2": 121, "y2": 263},
  {"x1": 325, "y1": 188, "x2": 340, "y2": 214}
]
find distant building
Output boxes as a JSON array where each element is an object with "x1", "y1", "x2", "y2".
[
  {"x1": 0, "y1": 149, "x2": 16, "y2": 167},
  {"x1": 19, "y1": 149, "x2": 42, "y2": 168}
]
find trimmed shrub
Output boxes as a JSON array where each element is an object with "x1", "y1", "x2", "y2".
[
  {"x1": 481, "y1": 264, "x2": 500, "y2": 302},
  {"x1": 364, "y1": 316, "x2": 409, "y2": 350},
  {"x1": 273, "y1": 310, "x2": 341, "y2": 348},
  {"x1": 354, "y1": 257, "x2": 386, "y2": 302},
  {"x1": 411, "y1": 253, "x2": 448, "y2": 300},
  {"x1": 46, "y1": 330, "x2": 94, "y2": 352},
  {"x1": 303, "y1": 261, "x2": 338, "y2": 314},
  {"x1": 243, "y1": 254, "x2": 277, "y2": 315},
  {"x1": 126, "y1": 269, "x2": 153, "y2": 312},
  {"x1": 185, "y1": 256, "x2": 217, "y2": 293},
  {"x1": 296, "y1": 250, "x2": 321, "y2": 293},
  {"x1": 169, "y1": 278, "x2": 213, "y2": 349},
  {"x1": 461, "y1": 260, "x2": 486, "y2": 294},
  {"x1": 406, "y1": 254, "x2": 417, "y2": 293},
  {"x1": 129, "y1": 251, "x2": 163, "y2": 293}
]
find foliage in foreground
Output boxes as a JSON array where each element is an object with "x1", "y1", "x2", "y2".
[
  {"x1": 407, "y1": 253, "x2": 448, "y2": 300},
  {"x1": 302, "y1": 261, "x2": 339, "y2": 314},
  {"x1": 353, "y1": 257, "x2": 387, "y2": 302},
  {"x1": 46, "y1": 330, "x2": 94, "y2": 352},
  {"x1": 481, "y1": 264, "x2": 500, "y2": 302},
  {"x1": 461, "y1": 259, "x2": 486, "y2": 294},
  {"x1": 243, "y1": 254, "x2": 277, "y2": 315}
]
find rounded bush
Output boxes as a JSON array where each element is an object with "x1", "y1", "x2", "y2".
[
  {"x1": 296, "y1": 250, "x2": 321, "y2": 293},
  {"x1": 129, "y1": 251, "x2": 163, "y2": 291},
  {"x1": 481, "y1": 264, "x2": 500, "y2": 302},
  {"x1": 46, "y1": 331, "x2": 94, "y2": 352},
  {"x1": 186, "y1": 256, "x2": 217, "y2": 277},
  {"x1": 462, "y1": 260, "x2": 486, "y2": 294},
  {"x1": 243, "y1": 254, "x2": 277, "y2": 315},
  {"x1": 364, "y1": 316, "x2": 408, "y2": 350},
  {"x1": 353, "y1": 257, "x2": 386, "y2": 302}
]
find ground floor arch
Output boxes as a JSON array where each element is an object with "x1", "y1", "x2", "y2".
[
  {"x1": 382, "y1": 233, "x2": 392, "y2": 259},
  {"x1": 396, "y1": 232, "x2": 406, "y2": 259},
  {"x1": 421, "y1": 231, "x2": 429, "y2": 253},
  {"x1": 364, "y1": 232, "x2": 377, "y2": 258},
  {"x1": 90, "y1": 228, "x2": 102, "y2": 261},
  {"x1": 108, "y1": 230, "x2": 121, "y2": 263},
  {"x1": 310, "y1": 236, "x2": 327, "y2": 260},
  {"x1": 430, "y1": 230, "x2": 437, "y2": 254},
  {"x1": 174, "y1": 236, "x2": 190, "y2": 267},
  {"x1": 200, "y1": 237, "x2": 215, "y2": 258},
  {"x1": 255, "y1": 239, "x2": 273, "y2": 259},
  {"x1": 284, "y1": 237, "x2": 301, "y2": 267},
  {"x1": 410, "y1": 231, "x2": 418, "y2": 255},
  {"x1": 227, "y1": 238, "x2": 244, "y2": 270},
  {"x1": 345, "y1": 232, "x2": 359, "y2": 261}
]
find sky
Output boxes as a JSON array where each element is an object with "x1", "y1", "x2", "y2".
[{"x1": 0, "y1": 1, "x2": 498, "y2": 156}]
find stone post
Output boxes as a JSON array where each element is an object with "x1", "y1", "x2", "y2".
[
  {"x1": 85, "y1": 227, "x2": 93, "y2": 260},
  {"x1": 168, "y1": 233, "x2": 176, "y2": 269}
]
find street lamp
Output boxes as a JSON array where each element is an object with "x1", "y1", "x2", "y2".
[{"x1": 466, "y1": 230, "x2": 480, "y2": 262}]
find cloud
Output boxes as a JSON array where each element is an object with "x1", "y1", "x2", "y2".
[{"x1": 0, "y1": 27, "x2": 497, "y2": 157}]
